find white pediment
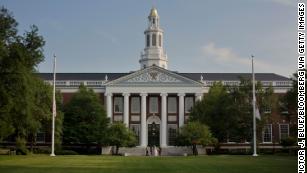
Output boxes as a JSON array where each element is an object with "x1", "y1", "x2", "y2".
[{"x1": 106, "y1": 66, "x2": 203, "y2": 87}]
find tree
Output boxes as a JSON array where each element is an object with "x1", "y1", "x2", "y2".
[
  {"x1": 0, "y1": 6, "x2": 60, "y2": 154},
  {"x1": 225, "y1": 78, "x2": 274, "y2": 143},
  {"x1": 176, "y1": 121, "x2": 216, "y2": 155},
  {"x1": 107, "y1": 122, "x2": 137, "y2": 155},
  {"x1": 190, "y1": 78, "x2": 275, "y2": 144},
  {"x1": 63, "y1": 85, "x2": 109, "y2": 149},
  {"x1": 282, "y1": 71, "x2": 306, "y2": 114},
  {"x1": 190, "y1": 82, "x2": 235, "y2": 142}
]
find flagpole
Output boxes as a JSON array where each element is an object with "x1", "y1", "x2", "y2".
[
  {"x1": 51, "y1": 54, "x2": 56, "y2": 157},
  {"x1": 252, "y1": 55, "x2": 258, "y2": 157}
]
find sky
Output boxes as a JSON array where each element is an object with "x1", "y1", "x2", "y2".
[{"x1": 1, "y1": 0, "x2": 302, "y2": 77}]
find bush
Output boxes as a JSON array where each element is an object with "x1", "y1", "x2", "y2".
[
  {"x1": 33, "y1": 148, "x2": 51, "y2": 154},
  {"x1": 280, "y1": 137, "x2": 297, "y2": 147},
  {"x1": 55, "y1": 150, "x2": 78, "y2": 155},
  {"x1": 16, "y1": 137, "x2": 28, "y2": 155}
]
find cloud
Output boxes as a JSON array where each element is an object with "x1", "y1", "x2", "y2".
[{"x1": 201, "y1": 42, "x2": 273, "y2": 71}]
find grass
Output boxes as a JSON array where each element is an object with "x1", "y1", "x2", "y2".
[{"x1": 0, "y1": 155, "x2": 296, "y2": 173}]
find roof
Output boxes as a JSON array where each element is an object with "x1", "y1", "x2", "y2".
[
  {"x1": 179, "y1": 73, "x2": 290, "y2": 81},
  {"x1": 38, "y1": 72, "x2": 290, "y2": 81}
]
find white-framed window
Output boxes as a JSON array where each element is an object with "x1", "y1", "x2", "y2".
[
  {"x1": 262, "y1": 124, "x2": 272, "y2": 143},
  {"x1": 279, "y1": 124, "x2": 289, "y2": 141},
  {"x1": 167, "y1": 124, "x2": 178, "y2": 146},
  {"x1": 114, "y1": 96, "x2": 123, "y2": 113},
  {"x1": 131, "y1": 97, "x2": 140, "y2": 114},
  {"x1": 167, "y1": 97, "x2": 177, "y2": 113},
  {"x1": 184, "y1": 96, "x2": 194, "y2": 113},
  {"x1": 149, "y1": 97, "x2": 158, "y2": 113}
]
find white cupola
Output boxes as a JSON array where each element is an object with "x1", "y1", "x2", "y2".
[{"x1": 139, "y1": 7, "x2": 168, "y2": 69}]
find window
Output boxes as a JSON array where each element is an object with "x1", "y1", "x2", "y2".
[
  {"x1": 153, "y1": 18, "x2": 155, "y2": 25},
  {"x1": 167, "y1": 97, "x2": 177, "y2": 113},
  {"x1": 159, "y1": 34, "x2": 162, "y2": 47},
  {"x1": 131, "y1": 97, "x2": 140, "y2": 114},
  {"x1": 114, "y1": 96, "x2": 123, "y2": 113},
  {"x1": 146, "y1": 34, "x2": 150, "y2": 47},
  {"x1": 279, "y1": 124, "x2": 289, "y2": 141},
  {"x1": 185, "y1": 97, "x2": 194, "y2": 113},
  {"x1": 262, "y1": 124, "x2": 272, "y2": 143},
  {"x1": 168, "y1": 124, "x2": 178, "y2": 146},
  {"x1": 149, "y1": 97, "x2": 158, "y2": 113},
  {"x1": 152, "y1": 34, "x2": 156, "y2": 46},
  {"x1": 264, "y1": 105, "x2": 271, "y2": 114},
  {"x1": 130, "y1": 124, "x2": 140, "y2": 145}
]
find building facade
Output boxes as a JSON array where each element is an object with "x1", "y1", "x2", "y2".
[{"x1": 41, "y1": 8, "x2": 294, "y2": 148}]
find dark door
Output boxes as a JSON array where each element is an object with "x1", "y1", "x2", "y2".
[{"x1": 148, "y1": 122, "x2": 160, "y2": 147}]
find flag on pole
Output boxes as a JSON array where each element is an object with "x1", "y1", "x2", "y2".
[
  {"x1": 252, "y1": 54, "x2": 258, "y2": 156},
  {"x1": 255, "y1": 105, "x2": 261, "y2": 120},
  {"x1": 52, "y1": 54, "x2": 56, "y2": 117}
]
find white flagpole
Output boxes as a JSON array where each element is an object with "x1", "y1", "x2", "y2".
[
  {"x1": 51, "y1": 54, "x2": 56, "y2": 157},
  {"x1": 252, "y1": 55, "x2": 258, "y2": 157}
]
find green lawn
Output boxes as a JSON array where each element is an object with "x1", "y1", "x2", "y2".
[{"x1": 0, "y1": 155, "x2": 296, "y2": 173}]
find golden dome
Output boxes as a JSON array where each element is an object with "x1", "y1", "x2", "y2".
[{"x1": 149, "y1": 8, "x2": 158, "y2": 17}]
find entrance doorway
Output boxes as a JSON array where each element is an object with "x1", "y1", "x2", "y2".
[{"x1": 148, "y1": 122, "x2": 160, "y2": 146}]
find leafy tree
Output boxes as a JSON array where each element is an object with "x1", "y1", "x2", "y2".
[
  {"x1": 190, "y1": 82, "x2": 235, "y2": 142},
  {"x1": 0, "y1": 6, "x2": 60, "y2": 154},
  {"x1": 226, "y1": 78, "x2": 273, "y2": 143},
  {"x1": 107, "y1": 122, "x2": 137, "y2": 155},
  {"x1": 176, "y1": 121, "x2": 216, "y2": 155},
  {"x1": 282, "y1": 71, "x2": 306, "y2": 114},
  {"x1": 63, "y1": 85, "x2": 109, "y2": 149},
  {"x1": 190, "y1": 78, "x2": 275, "y2": 144}
]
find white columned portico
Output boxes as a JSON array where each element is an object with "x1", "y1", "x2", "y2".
[
  {"x1": 123, "y1": 93, "x2": 130, "y2": 127},
  {"x1": 160, "y1": 93, "x2": 168, "y2": 147},
  {"x1": 105, "y1": 93, "x2": 113, "y2": 122},
  {"x1": 140, "y1": 93, "x2": 148, "y2": 147},
  {"x1": 195, "y1": 93, "x2": 203, "y2": 101},
  {"x1": 178, "y1": 93, "x2": 185, "y2": 127}
]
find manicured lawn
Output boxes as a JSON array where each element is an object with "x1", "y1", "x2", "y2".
[{"x1": 0, "y1": 155, "x2": 296, "y2": 173}]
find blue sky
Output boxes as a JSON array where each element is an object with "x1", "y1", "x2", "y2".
[{"x1": 1, "y1": 0, "x2": 300, "y2": 77}]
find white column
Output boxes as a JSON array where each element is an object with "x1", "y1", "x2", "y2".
[
  {"x1": 178, "y1": 93, "x2": 185, "y2": 127},
  {"x1": 160, "y1": 93, "x2": 168, "y2": 147},
  {"x1": 140, "y1": 93, "x2": 148, "y2": 147},
  {"x1": 195, "y1": 93, "x2": 203, "y2": 102},
  {"x1": 105, "y1": 93, "x2": 113, "y2": 122},
  {"x1": 123, "y1": 93, "x2": 130, "y2": 127}
]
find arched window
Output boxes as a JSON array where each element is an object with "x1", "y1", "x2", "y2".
[
  {"x1": 159, "y1": 34, "x2": 162, "y2": 47},
  {"x1": 152, "y1": 34, "x2": 156, "y2": 46},
  {"x1": 146, "y1": 34, "x2": 150, "y2": 47}
]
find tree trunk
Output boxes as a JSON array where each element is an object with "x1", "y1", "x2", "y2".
[{"x1": 116, "y1": 146, "x2": 119, "y2": 155}]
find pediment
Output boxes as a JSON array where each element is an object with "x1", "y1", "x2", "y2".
[{"x1": 106, "y1": 66, "x2": 203, "y2": 87}]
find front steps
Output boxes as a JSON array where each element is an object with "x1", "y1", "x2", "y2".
[{"x1": 102, "y1": 146, "x2": 207, "y2": 156}]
